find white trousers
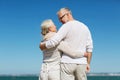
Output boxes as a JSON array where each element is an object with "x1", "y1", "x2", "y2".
[
  {"x1": 61, "y1": 63, "x2": 87, "y2": 80},
  {"x1": 39, "y1": 62, "x2": 60, "y2": 80}
]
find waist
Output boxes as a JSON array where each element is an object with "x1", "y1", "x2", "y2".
[
  {"x1": 61, "y1": 54, "x2": 87, "y2": 64},
  {"x1": 41, "y1": 62, "x2": 60, "y2": 71}
]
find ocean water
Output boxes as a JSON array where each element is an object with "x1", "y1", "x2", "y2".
[
  {"x1": 88, "y1": 76, "x2": 120, "y2": 80},
  {"x1": 0, "y1": 76, "x2": 120, "y2": 80},
  {"x1": 0, "y1": 76, "x2": 38, "y2": 80}
]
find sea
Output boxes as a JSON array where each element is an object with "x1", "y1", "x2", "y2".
[{"x1": 0, "y1": 75, "x2": 120, "y2": 80}]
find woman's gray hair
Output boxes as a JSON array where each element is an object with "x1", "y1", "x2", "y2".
[{"x1": 41, "y1": 19, "x2": 53, "y2": 36}]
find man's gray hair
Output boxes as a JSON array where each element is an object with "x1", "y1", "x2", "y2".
[
  {"x1": 57, "y1": 7, "x2": 72, "y2": 15},
  {"x1": 41, "y1": 19, "x2": 53, "y2": 36}
]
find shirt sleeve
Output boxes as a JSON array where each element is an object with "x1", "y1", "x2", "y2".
[
  {"x1": 58, "y1": 41, "x2": 84, "y2": 58},
  {"x1": 46, "y1": 24, "x2": 69, "y2": 49},
  {"x1": 86, "y1": 28, "x2": 93, "y2": 52}
]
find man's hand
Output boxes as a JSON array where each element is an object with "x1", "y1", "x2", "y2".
[
  {"x1": 86, "y1": 64, "x2": 90, "y2": 73},
  {"x1": 39, "y1": 43, "x2": 46, "y2": 50}
]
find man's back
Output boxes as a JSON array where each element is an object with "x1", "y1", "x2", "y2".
[{"x1": 60, "y1": 20, "x2": 92, "y2": 64}]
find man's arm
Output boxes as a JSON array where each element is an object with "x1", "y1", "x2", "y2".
[
  {"x1": 40, "y1": 24, "x2": 69, "y2": 50},
  {"x1": 87, "y1": 52, "x2": 92, "y2": 64},
  {"x1": 86, "y1": 52, "x2": 92, "y2": 73},
  {"x1": 86, "y1": 28, "x2": 93, "y2": 73}
]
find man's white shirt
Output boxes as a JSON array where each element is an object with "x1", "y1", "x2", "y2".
[{"x1": 46, "y1": 20, "x2": 93, "y2": 64}]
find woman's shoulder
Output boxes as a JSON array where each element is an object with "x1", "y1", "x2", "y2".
[{"x1": 44, "y1": 32, "x2": 56, "y2": 40}]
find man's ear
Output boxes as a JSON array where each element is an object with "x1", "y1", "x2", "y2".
[{"x1": 67, "y1": 13, "x2": 71, "y2": 18}]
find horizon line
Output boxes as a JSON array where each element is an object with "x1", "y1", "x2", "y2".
[{"x1": 1, "y1": 72, "x2": 120, "y2": 76}]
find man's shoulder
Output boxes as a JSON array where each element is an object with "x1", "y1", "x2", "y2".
[
  {"x1": 66, "y1": 20, "x2": 83, "y2": 25},
  {"x1": 62, "y1": 20, "x2": 78, "y2": 26},
  {"x1": 74, "y1": 20, "x2": 85, "y2": 24},
  {"x1": 74, "y1": 20, "x2": 88, "y2": 28}
]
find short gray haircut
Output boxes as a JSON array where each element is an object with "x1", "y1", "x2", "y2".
[
  {"x1": 57, "y1": 7, "x2": 72, "y2": 15},
  {"x1": 41, "y1": 19, "x2": 54, "y2": 36}
]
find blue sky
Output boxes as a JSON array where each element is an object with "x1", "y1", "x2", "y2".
[{"x1": 0, "y1": 0, "x2": 120, "y2": 75}]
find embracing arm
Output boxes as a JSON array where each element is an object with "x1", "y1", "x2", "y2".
[
  {"x1": 40, "y1": 24, "x2": 69, "y2": 50},
  {"x1": 58, "y1": 41, "x2": 88, "y2": 58}
]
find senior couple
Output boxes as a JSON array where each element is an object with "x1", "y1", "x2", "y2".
[{"x1": 39, "y1": 7, "x2": 93, "y2": 80}]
